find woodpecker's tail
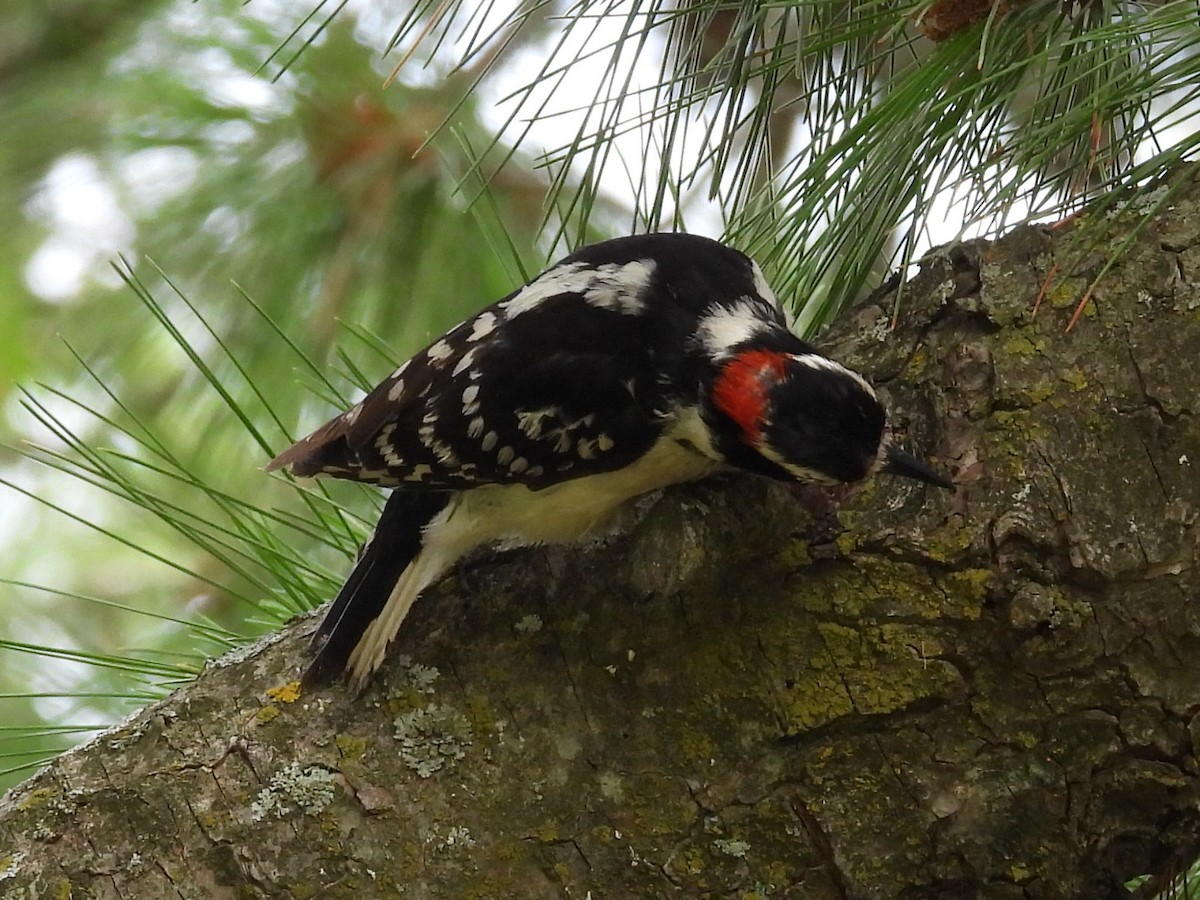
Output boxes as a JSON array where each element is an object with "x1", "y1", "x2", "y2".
[{"x1": 304, "y1": 490, "x2": 452, "y2": 687}]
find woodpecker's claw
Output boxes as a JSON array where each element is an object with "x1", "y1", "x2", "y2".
[{"x1": 882, "y1": 447, "x2": 954, "y2": 490}]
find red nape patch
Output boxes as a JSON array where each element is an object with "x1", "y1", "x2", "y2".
[{"x1": 712, "y1": 349, "x2": 791, "y2": 442}]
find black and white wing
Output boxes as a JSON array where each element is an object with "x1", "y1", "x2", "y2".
[{"x1": 266, "y1": 254, "x2": 680, "y2": 489}]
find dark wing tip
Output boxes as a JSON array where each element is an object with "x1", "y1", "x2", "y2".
[
  {"x1": 265, "y1": 415, "x2": 356, "y2": 475},
  {"x1": 264, "y1": 437, "x2": 322, "y2": 475},
  {"x1": 264, "y1": 446, "x2": 298, "y2": 473}
]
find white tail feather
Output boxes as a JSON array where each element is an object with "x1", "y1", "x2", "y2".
[{"x1": 344, "y1": 546, "x2": 455, "y2": 687}]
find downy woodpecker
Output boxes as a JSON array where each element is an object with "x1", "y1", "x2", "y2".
[{"x1": 267, "y1": 233, "x2": 951, "y2": 686}]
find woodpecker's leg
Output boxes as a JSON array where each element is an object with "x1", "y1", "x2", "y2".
[{"x1": 304, "y1": 489, "x2": 452, "y2": 686}]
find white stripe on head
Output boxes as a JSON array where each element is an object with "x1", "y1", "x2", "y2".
[
  {"x1": 698, "y1": 299, "x2": 772, "y2": 359},
  {"x1": 792, "y1": 353, "x2": 876, "y2": 398},
  {"x1": 754, "y1": 440, "x2": 840, "y2": 485}
]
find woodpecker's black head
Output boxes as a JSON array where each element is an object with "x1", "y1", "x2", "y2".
[{"x1": 712, "y1": 349, "x2": 952, "y2": 489}]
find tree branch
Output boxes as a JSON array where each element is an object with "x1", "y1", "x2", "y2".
[{"x1": 4, "y1": 168, "x2": 1200, "y2": 899}]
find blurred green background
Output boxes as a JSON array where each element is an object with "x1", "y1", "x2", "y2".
[{"x1": 0, "y1": 0, "x2": 575, "y2": 787}]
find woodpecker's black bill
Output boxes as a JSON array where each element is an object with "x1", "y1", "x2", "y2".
[{"x1": 882, "y1": 447, "x2": 954, "y2": 490}]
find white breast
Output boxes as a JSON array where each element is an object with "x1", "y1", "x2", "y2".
[{"x1": 430, "y1": 432, "x2": 723, "y2": 555}]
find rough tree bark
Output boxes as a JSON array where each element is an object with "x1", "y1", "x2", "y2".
[{"x1": 3, "y1": 168, "x2": 1200, "y2": 900}]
